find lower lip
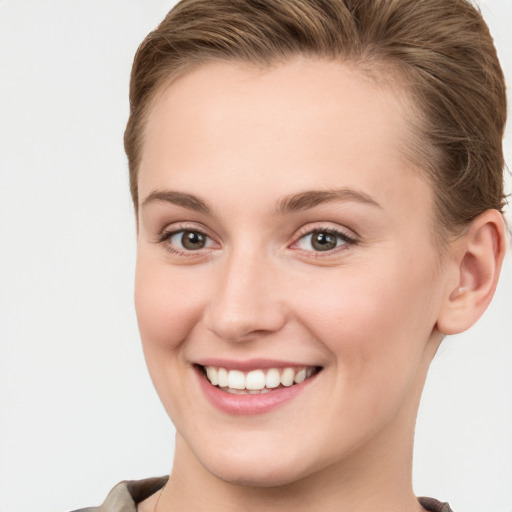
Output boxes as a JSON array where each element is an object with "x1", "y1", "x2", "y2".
[{"x1": 196, "y1": 367, "x2": 318, "y2": 415}]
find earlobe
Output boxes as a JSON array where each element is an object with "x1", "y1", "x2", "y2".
[{"x1": 436, "y1": 209, "x2": 506, "y2": 336}]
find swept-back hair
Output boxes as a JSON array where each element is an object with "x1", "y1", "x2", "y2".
[{"x1": 125, "y1": 0, "x2": 506, "y2": 236}]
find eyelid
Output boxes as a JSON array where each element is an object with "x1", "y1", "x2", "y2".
[{"x1": 155, "y1": 220, "x2": 213, "y2": 238}]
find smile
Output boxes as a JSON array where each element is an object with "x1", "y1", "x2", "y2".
[{"x1": 201, "y1": 365, "x2": 319, "y2": 394}]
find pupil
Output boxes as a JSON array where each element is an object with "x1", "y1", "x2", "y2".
[
  {"x1": 312, "y1": 232, "x2": 337, "y2": 251},
  {"x1": 181, "y1": 231, "x2": 206, "y2": 250}
]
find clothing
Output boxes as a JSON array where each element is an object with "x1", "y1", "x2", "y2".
[{"x1": 70, "y1": 476, "x2": 454, "y2": 512}]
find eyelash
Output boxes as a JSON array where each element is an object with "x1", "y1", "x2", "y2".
[
  {"x1": 157, "y1": 224, "x2": 214, "y2": 257},
  {"x1": 156, "y1": 224, "x2": 358, "y2": 258},
  {"x1": 291, "y1": 226, "x2": 358, "y2": 257}
]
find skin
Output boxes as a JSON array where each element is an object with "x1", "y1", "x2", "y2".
[{"x1": 134, "y1": 58, "x2": 505, "y2": 512}]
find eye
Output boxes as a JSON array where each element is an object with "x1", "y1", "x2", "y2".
[
  {"x1": 294, "y1": 228, "x2": 356, "y2": 253},
  {"x1": 172, "y1": 230, "x2": 208, "y2": 250},
  {"x1": 159, "y1": 228, "x2": 216, "y2": 254}
]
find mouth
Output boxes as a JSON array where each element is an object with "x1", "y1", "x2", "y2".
[{"x1": 198, "y1": 364, "x2": 321, "y2": 395}]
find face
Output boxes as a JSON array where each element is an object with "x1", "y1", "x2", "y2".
[{"x1": 135, "y1": 59, "x2": 450, "y2": 486}]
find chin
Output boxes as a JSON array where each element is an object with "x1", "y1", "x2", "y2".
[
  {"x1": 204, "y1": 456, "x2": 310, "y2": 488},
  {"x1": 187, "y1": 432, "x2": 327, "y2": 488}
]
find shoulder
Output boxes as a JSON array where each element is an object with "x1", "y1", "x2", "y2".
[
  {"x1": 419, "y1": 496, "x2": 454, "y2": 512},
  {"x1": 69, "y1": 476, "x2": 168, "y2": 512},
  {"x1": 69, "y1": 480, "x2": 451, "y2": 512}
]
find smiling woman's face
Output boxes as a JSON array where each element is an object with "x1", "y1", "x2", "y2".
[{"x1": 135, "y1": 59, "x2": 452, "y2": 486}]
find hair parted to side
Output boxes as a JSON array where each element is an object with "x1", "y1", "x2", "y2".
[{"x1": 125, "y1": 0, "x2": 507, "y2": 236}]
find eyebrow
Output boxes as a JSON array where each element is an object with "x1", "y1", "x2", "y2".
[
  {"x1": 274, "y1": 189, "x2": 381, "y2": 214},
  {"x1": 141, "y1": 187, "x2": 381, "y2": 216},
  {"x1": 141, "y1": 190, "x2": 210, "y2": 213}
]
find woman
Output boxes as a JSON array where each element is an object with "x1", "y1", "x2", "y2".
[{"x1": 80, "y1": 0, "x2": 505, "y2": 510}]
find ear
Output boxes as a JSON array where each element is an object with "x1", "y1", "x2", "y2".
[{"x1": 436, "y1": 209, "x2": 506, "y2": 335}]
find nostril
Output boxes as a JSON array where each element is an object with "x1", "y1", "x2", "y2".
[
  {"x1": 206, "y1": 322, "x2": 277, "y2": 343},
  {"x1": 204, "y1": 308, "x2": 288, "y2": 343},
  {"x1": 203, "y1": 264, "x2": 288, "y2": 342}
]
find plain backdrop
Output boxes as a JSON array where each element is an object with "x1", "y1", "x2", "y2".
[{"x1": 0, "y1": 1, "x2": 511, "y2": 511}]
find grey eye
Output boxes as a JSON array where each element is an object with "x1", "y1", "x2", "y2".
[
  {"x1": 168, "y1": 230, "x2": 212, "y2": 251},
  {"x1": 296, "y1": 229, "x2": 350, "y2": 252},
  {"x1": 310, "y1": 232, "x2": 338, "y2": 251},
  {"x1": 181, "y1": 231, "x2": 207, "y2": 250}
]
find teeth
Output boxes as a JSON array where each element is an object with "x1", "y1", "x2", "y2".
[
  {"x1": 280, "y1": 367, "x2": 295, "y2": 387},
  {"x1": 203, "y1": 365, "x2": 317, "y2": 392},
  {"x1": 266, "y1": 368, "x2": 281, "y2": 389},
  {"x1": 294, "y1": 368, "x2": 306, "y2": 384},
  {"x1": 246, "y1": 370, "x2": 266, "y2": 390},
  {"x1": 218, "y1": 368, "x2": 228, "y2": 388},
  {"x1": 206, "y1": 366, "x2": 218, "y2": 386},
  {"x1": 227, "y1": 370, "x2": 245, "y2": 390}
]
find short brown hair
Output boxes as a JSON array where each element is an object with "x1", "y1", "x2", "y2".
[{"x1": 125, "y1": 0, "x2": 507, "y2": 235}]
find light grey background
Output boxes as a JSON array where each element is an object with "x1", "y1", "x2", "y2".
[{"x1": 0, "y1": 1, "x2": 510, "y2": 511}]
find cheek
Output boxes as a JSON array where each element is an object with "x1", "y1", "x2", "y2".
[
  {"x1": 134, "y1": 258, "x2": 207, "y2": 352},
  {"x1": 134, "y1": 257, "x2": 212, "y2": 420},
  {"x1": 289, "y1": 263, "x2": 441, "y2": 438},
  {"x1": 293, "y1": 261, "x2": 440, "y2": 373}
]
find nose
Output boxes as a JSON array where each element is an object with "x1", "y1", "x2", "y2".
[{"x1": 204, "y1": 249, "x2": 287, "y2": 342}]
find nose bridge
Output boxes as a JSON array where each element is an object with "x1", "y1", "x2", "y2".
[{"x1": 205, "y1": 245, "x2": 285, "y2": 342}]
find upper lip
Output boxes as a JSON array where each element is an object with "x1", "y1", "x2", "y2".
[{"x1": 194, "y1": 358, "x2": 321, "y2": 372}]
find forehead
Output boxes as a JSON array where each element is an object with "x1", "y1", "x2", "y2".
[{"x1": 138, "y1": 58, "x2": 431, "y2": 219}]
